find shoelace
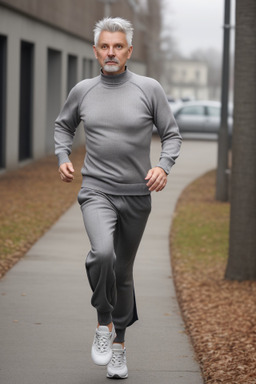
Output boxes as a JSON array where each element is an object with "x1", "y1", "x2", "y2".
[
  {"x1": 94, "y1": 330, "x2": 111, "y2": 352},
  {"x1": 109, "y1": 349, "x2": 125, "y2": 368}
]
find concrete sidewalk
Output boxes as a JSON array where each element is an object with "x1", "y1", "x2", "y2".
[{"x1": 0, "y1": 138, "x2": 217, "y2": 384}]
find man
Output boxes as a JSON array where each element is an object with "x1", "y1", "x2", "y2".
[{"x1": 55, "y1": 17, "x2": 181, "y2": 379}]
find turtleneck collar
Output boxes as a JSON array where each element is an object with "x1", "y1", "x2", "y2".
[{"x1": 100, "y1": 67, "x2": 131, "y2": 86}]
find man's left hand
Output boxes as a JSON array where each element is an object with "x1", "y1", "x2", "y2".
[{"x1": 145, "y1": 167, "x2": 167, "y2": 192}]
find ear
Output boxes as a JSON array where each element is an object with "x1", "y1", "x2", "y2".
[
  {"x1": 93, "y1": 45, "x2": 98, "y2": 59},
  {"x1": 127, "y1": 45, "x2": 133, "y2": 60}
]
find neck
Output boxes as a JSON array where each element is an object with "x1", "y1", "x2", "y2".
[{"x1": 100, "y1": 67, "x2": 131, "y2": 86}]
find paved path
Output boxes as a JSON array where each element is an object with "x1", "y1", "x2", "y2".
[{"x1": 0, "y1": 138, "x2": 217, "y2": 384}]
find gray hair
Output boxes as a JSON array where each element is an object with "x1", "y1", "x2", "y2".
[{"x1": 94, "y1": 17, "x2": 134, "y2": 47}]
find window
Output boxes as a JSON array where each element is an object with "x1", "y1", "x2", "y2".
[
  {"x1": 178, "y1": 105, "x2": 205, "y2": 116},
  {"x1": 19, "y1": 41, "x2": 34, "y2": 161},
  {"x1": 0, "y1": 35, "x2": 7, "y2": 168},
  {"x1": 67, "y1": 54, "x2": 77, "y2": 94},
  {"x1": 207, "y1": 106, "x2": 220, "y2": 117},
  {"x1": 82, "y1": 58, "x2": 87, "y2": 79},
  {"x1": 82, "y1": 58, "x2": 94, "y2": 79},
  {"x1": 46, "y1": 48, "x2": 61, "y2": 153}
]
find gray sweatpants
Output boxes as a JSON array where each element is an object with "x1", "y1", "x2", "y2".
[{"x1": 78, "y1": 188, "x2": 151, "y2": 343}]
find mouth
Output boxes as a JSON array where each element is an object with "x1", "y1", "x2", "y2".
[{"x1": 104, "y1": 58, "x2": 119, "y2": 65}]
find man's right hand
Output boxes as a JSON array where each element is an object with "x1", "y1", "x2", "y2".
[{"x1": 59, "y1": 162, "x2": 75, "y2": 183}]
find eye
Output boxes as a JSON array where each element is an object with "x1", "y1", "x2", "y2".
[
  {"x1": 101, "y1": 44, "x2": 108, "y2": 49},
  {"x1": 116, "y1": 44, "x2": 123, "y2": 49}
]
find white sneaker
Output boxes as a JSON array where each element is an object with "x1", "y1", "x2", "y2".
[
  {"x1": 91, "y1": 325, "x2": 116, "y2": 366},
  {"x1": 107, "y1": 343, "x2": 128, "y2": 379}
]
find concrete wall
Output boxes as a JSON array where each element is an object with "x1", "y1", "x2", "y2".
[
  {"x1": 0, "y1": 3, "x2": 147, "y2": 171},
  {"x1": 0, "y1": 0, "x2": 146, "y2": 62},
  {"x1": 0, "y1": 0, "x2": 102, "y2": 42}
]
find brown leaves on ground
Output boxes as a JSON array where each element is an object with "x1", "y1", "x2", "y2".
[
  {"x1": 171, "y1": 171, "x2": 256, "y2": 384},
  {"x1": 0, "y1": 146, "x2": 85, "y2": 278}
]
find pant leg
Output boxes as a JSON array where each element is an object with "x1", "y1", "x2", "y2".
[
  {"x1": 111, "y1": 194, "x2": 151, "y2": 342},
  {"x1": 78, "y1": 188, "x2": 118, "y2": 325}
]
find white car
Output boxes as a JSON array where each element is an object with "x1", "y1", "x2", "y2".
[{"x1": 172, "y1": 100, "x2": 233, "y2": 140}]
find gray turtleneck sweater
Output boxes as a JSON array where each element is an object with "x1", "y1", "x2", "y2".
[{"x1": 55, "y1": 69, "x2": 182, "y2": 195}]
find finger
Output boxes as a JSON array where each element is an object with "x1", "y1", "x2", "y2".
[
  {"x1": 146, "y1": 170, "x2": 158, "y2": 187},
  {"x1": 60, "y1": 173, "x2": 66, "y2": 181},
  {"x1": 64, "y1": 177, "x2": 73, "y2": 183},
  {"x1": 61, "y1": 174, "x2": 73, "y2": 183},
  {"x1": 145, "y1": 169, "x2": 153, "y2": 181},
  {"x1": 149, "y1": 175, "x2": 167, "y2": 191},
  {"x1": 60, "y1": 171, "x2": 73, "y2": 180},
  {"x1": 67, "y1": 163, "x2": 75, "y2": 173},
  {"x1": 60, "y1": 166, "x2": 74, "y2": 180},
  {"x1": 59, "y1": 170, "x2": 74, "y2": 182},
  {"x1": 156, "y1": 178, "x2": 167, "y2": 192},
  {"x1": 59, "y1": 162, "x2": 74, "y2": 174},
  {"x1": 146, "y1": 169, "x2": 162, "y2": 187},
  {"x1": 148, "y1": 174, "x2": 162, "y2": 191},
  {"x1": 64, "y1": 172, "x2": 74, "y2": 180}
]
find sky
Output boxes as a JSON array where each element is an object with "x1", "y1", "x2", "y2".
[{"x1": 163, "y1": 0, "x2": 235, "y2": 57}]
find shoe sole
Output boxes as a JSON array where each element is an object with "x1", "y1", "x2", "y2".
[
  {"x1": 92, "y1": 357, "x2": 112, "y2": 366},
  {"x1": 107, "y1": 373, "x2": 128, "y2": 379}
]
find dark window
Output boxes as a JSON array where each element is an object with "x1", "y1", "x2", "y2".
[
  {"x1": 67, "y1": 54, "x2": 77, "y2": 94},
  {"x1": 19, "y1": 41, "x2": 34, "y2": 161},
  {"x1": 82, "y1": 58, "x2": 94, "y2": 79},
  {"x1": 0, "y1": 35, "x2": 7, "y2": 168},
  {"x1": 82, "y1": 58, "x2": 87, "y2": 79},
  {"x1": 46, "y1": 48, "x2": 61, "y2": 153},
  {"x1": 89, "y1": 59, "x2": 94, "y2": 77}
]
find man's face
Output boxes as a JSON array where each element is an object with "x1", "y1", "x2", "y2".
[{"x1": 93, "y1": 31, "x2": 133, "y2": 75}]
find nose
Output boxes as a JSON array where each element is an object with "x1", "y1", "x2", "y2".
[{"x1": 108, "y1": 46, "x2": 115, "y2": 56}]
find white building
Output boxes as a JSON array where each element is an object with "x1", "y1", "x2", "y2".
[{"x1": 162, "y1": 59, "x2": 209, "y2": 101}]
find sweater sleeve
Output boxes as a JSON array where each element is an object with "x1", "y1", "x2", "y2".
[
  {"x1": 54, "y1": 85, "x2": 81, "y2": 166},
  {"x1": 151, "y1": 81, "x2": 182, "y2": 174}
]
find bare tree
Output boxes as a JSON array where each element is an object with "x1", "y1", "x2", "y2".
[
  {"x1": 225, "y1": 0, "x2": 256, "y2": 280},
  {"x1": 160, "y1": 0, "x2": 179, "y2": 61}
]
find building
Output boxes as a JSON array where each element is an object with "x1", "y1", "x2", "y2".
[
  {"x1": 0, "y1": 0, "x2": 147, "y2": 171},
  {"x1": 162, "y1": 59, "x2": 209, "y2": 101}
]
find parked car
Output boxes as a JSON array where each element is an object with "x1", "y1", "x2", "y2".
[{"x1": 172, "y1": 100, "x2": 233, "y2": 140}]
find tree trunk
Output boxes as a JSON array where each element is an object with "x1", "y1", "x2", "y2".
[
  {"x1": 225, "y1": 0, "x2": 256, "y2": 280},
  {"x1": 145, "y1": 0, "x2": 163, "y2": 81}
]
